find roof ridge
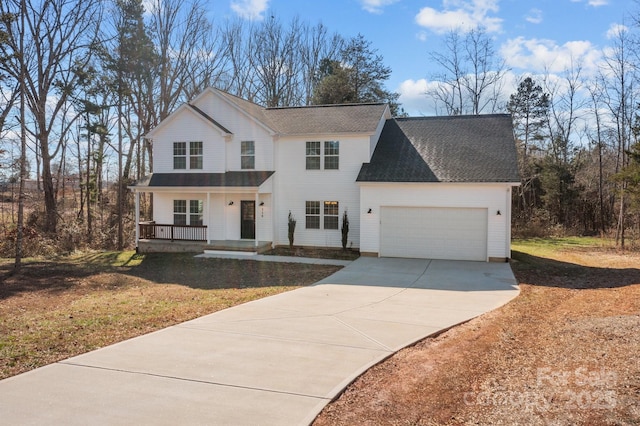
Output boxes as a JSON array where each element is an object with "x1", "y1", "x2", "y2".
[
  {"x1": 395, "y1": 113, "x2": 511, "y2": 121},
  {"x1": 266, "y1": 102, "x2": 386, "y2": 111}
]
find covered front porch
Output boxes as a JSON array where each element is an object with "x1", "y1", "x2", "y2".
[{"x1": 129, "y1": 171, "x2": 275, "y2": 253}]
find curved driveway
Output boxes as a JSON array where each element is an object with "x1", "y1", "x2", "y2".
[{"x1": 0, "y1": 257, "x2": 519, "y2": 425}]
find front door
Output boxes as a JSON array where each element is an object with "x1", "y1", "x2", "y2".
[{"x1": 240, "y1": 200, "x2": 256, "y2": 239}]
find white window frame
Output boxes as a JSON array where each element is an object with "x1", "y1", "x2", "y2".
[{"x1": 241, "y1": 141, "x2": 255, "y2": 170}]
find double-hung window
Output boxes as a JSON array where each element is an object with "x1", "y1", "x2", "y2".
[
  {"x1": 305, "y1": 140, "x2": 339, "y2": 170},
  {"x1": 174, "y1": 199, "x2": 203, "y2": 225},
  {"x1": 173, "y1": 141, "x2": 202, "y2": 170},
  {"x1": 173, "y1": 142, "x2": 186, "y2": 169},
  {"x1": 324, "y1": 141, "x2": 339, "y2": 170},
  {"x1": 306, "y1": 200, "x2": 339, "y2": 230},
  {"x1": 173, "y1": 200, "x2": 187, "y2": 225},
  {"x1": 189, "y1": 200, "x2": 203, "y2": 226},
  {"x1": 305, "y1": 201, "x2": 320, "y2": 229},
  {"x1": 241, "y1": 141, "x2": 255, "y2": 169},
  {"x1": 323, "y1": 201, "x2": 339, "y2": 229},
  {"x1": 306, "y1": 141, "x2": 321, "y2": 170},
  {"x1": 189, "y1": 141, "x2": 203, "y2": 169}
]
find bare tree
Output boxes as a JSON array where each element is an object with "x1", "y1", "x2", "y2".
[
  {"x1": 428, "y1": 28, "x2": 508, "y2": 115},
  {"x1": 0, "y1": 0, "x2": 101, "y2": 233}
]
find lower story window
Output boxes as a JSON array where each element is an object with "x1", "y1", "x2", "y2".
[
  {"x1": 174, "y1": 200, "x2": 187, "y2": 225},
  {"x1": 306, "y1": 201, "x2": 320, "y2": 229},
  {"x1": 324, "y1": 201, "x2": 339, "y2": 229},
  {"x1": 190, "y1": 200, "x2": 203, "y2": 226},
  {"x1": 306, "y1": 200, "x2": 339, "y2": 229},
  {"x1": 174, "y1": 199, "x2": 203, "y2": 225}
]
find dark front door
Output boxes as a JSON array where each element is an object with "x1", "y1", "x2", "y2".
[{"x1": 240, "y1": 200, "x2": 256, "y2": 239}]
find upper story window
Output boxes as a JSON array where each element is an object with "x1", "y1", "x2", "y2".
[
  {"x1": 173, "y1": 142, "x2": 186, "y2": 169},
  {"x1": 173, "y1": 141, "x2": 202, "y2": 170},
  {"x1": 305, "y1": 140, "x2": 339, "y2": 170},
  {"x1": 241, "y1": 141, "x2": 255, "y2": 169},
  {"x1": 306, "y1": 141, "x2": 321, "y2": 170},
  {"x1": 190, "y1": 141, "x2": 203, "y2": 169},
  {"x1": 324, "y1": 141, "x2": 339, "y2": 170}
]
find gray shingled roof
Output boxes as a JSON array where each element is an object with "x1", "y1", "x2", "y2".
[
  {"x1": 357, "y1": 115, "x2": 520, "y2": 183},
  {"x1": 214, "y1": 89, "x2": 387, "y2": 135},
  {"x1": 133, "y1": 171, "x2": 274, "y2": 188},
  {"x1": 264, "y1": 103, "x2": 388, "y2": 135}
]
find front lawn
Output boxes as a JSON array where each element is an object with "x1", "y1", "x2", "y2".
[{"x1": 0, "y1": 252, "x2": 341, "y2": 380}]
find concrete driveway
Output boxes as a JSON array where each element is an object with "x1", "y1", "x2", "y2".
[{"x1": 0, "y1": 257, "x2": 519, "y2": 425}]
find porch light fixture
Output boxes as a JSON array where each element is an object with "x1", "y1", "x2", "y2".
[
  {"x1": 228, "y1": 201, "x2": 234, "y2": 206},
  {"x1": 259, "y1": 201, "x2": 265, "y2": 206},
  {"x1": 367, "y1": 208, "x2": 372, "y2": 214},
  {"x1": 496, "y1": 210, "x2": 501, "y2": 216}
]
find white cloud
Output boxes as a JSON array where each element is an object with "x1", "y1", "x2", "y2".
[
  {"x1": 525, "y1": 8, "x2": 543, "y2": 24},
  {"x1": 500, "y1": 37, "x2": 602, "y2": 76},
  {"x1": 606, "y1": 23, "x2": 628, "y2": 39},
  {"x1": 359, "y1": 0, "x2": 400, "y2": 14},
  {"x1": 415, "y1": 0, "x2": 502, "y2": 34},
  {"x1": 397, "y1": 79, "x2": 440, "y2": 115},
  {"x1": 416, "y1": 30, "x2": 428, "y2": 42},
  {"x1": 230, "y1": 0, "x2": 269, "y2": 21},
  {"x1": 571, "y1": 0, "x2": 609, "y2": 6}
]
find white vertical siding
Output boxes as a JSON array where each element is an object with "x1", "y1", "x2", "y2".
[
  {"x1": 273, "y1": 135, "x2": 371, "y2": 248},
  {"x1": 359, "y1": 183, "x2": 513, "y2": 259}
]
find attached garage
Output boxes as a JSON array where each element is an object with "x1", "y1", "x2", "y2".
[{"x1": 380, "y1": 207, "x2": 488, "y2": 261}]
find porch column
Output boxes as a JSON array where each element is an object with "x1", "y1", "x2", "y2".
[
  {"x1": 206, "y1": 192, "x2": 211, "y2": 243},
  {"x1": 255, "y1": 192, "x2": 259, "y2": 248},
  {"x1": 134, "y1": 191, "x2": 140, "y2": 248}
]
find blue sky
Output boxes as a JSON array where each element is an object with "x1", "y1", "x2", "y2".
[{"x1": 213, "y1": 0, "x2": 633, "y2": 115}]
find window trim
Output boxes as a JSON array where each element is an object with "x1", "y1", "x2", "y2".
[
  {"x1": 305, "y1": 200, "x2": 339, "y2": 230},
  {"x1": 189, "y1": 200, "x2": 204, "y2": 226},
  {"x1": 173, "y1": 142, "x2": 186, "y2": 170},
  {"x1": 323, "y1": 201, "x2": 339, "y2": 229},
  {"x1": 189, "y1": 141, "x2": 203, "y2": 170},
  {"x1": 173, "y1": 200, "x2": 187, "y2": 225},
  {"x1": 305, "y1": 141, "x2": 321, "y2": 170},
  {"x1": 174, "y1": 199, "x2": 204, "y2": 226},
  {"x1": 324, "y1": 141, "x2": 339, "y2": 170},
  {"x1": 305, "y1": 201, "x2": 320, "y2": 229},
  {"x1": 241, "y1": 140, "x2": 255, "y2": 170}
]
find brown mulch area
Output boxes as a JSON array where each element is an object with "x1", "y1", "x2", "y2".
[
  {"x1": 264, "y1": 246, "x2": 360, "y2": 261},
  {"x1": 0, "y1": 253, "x2": 340, "y2": 380},
  {"x1": 313, "y1": 248, "x2": 640, "y2": 425}
]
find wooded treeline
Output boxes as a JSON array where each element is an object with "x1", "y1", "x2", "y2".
[{"x1": 1, "y1": 0, "x2": 640, "y2": 265}]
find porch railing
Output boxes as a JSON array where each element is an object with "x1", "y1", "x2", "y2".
[{"x1": 139, "y1": 222, "x2": 207, "y2": 242}]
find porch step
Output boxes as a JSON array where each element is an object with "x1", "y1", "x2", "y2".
[{"x1": 203, "y1": 250, "x2": 257, "y2": 256}]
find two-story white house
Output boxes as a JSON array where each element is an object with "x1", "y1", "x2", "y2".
[{"x1": 130, "y1": 87, "x2": 520, "y2": 261}]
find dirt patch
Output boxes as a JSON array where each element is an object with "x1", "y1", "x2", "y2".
[{"x1": 313, "y1": 246, "x2": 640, "y2": 425}]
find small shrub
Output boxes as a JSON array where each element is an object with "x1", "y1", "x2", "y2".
[
  {"x1": 288, "y1": 211, "x2": 296, "y2": 249},
  {"x1": 341, "y1": 210, "x2": 349, "y2": 250}
]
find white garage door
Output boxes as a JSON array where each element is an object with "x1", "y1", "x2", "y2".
[{"x1": 380, "y1": 207, "x2": 488, "y2": 261}]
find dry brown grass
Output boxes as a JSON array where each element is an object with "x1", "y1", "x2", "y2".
[
  {"x1": 0, "y1": 252, "x2": 340, "y2": 380},
  {"x1": 313, "y1": 238, "x2": 640, "y2": 426}
]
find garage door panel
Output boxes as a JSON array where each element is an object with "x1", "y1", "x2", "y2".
[{"x1": 380, "y1": 207, "x2": 487, "y2": 261}]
